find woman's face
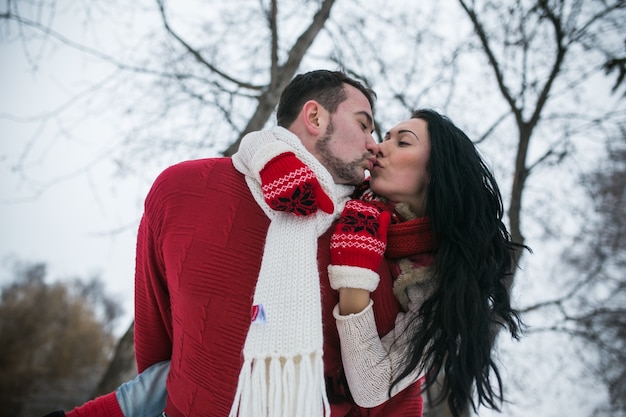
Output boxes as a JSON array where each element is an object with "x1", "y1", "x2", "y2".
[{"x1": 369, "y1": 117, "x2": 431, "y2": 216}]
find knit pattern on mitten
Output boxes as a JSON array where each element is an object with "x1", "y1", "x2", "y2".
[
  {"x1": 260, "y1": 152, "x2": 334, "y2": 216},
  {"x1": 330, "y1": 200, "x2": 390, "y2": 271}
]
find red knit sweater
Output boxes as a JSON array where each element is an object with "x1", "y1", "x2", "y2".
[{"x1": 129, "y1": 158, "x2": 421, "y2": 416}]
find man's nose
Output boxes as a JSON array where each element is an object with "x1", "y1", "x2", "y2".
[
  {"x1": 373, "y1": 139, "x2": 386, "y2": 157},
  {"x1": 366, "y1": 135, "x2": 379, "y2": 154}
]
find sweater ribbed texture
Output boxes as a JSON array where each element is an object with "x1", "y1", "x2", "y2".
[
  {"x1": 132, "y1": 154, "x2": 422, "y2": 416},
  {"x1": 65, "y1": 392, "x2": 124, "y2": 417}
]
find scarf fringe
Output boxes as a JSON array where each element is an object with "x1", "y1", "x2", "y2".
[
  {"x1": 229, "y1": 351, "x2": 330, "y2": 417},
  {"x1": 231, "y1": 128, "x2": 350, "y2": 416}
]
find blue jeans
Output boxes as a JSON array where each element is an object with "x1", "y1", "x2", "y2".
[{"x1": 115, "y1": 360, "x2": 170, "y2": 417}]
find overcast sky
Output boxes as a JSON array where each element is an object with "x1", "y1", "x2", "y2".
[{"x1": 0, "y1": 16, "x2": 153, "y2": 335}]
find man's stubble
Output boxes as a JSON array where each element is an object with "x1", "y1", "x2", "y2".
[{"x1": 316, "y1": 119, "x2": 370, "y2": 186}]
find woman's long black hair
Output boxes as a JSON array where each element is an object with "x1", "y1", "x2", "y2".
[{"x1": 390, "y1": 109, "x2": 526, "y2": 416}]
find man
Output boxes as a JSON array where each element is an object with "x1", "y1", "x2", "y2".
[{"x1": 48, "y1": 70, "x2": 422, "y2": 416}]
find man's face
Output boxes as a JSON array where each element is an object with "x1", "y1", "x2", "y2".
[{"x1": 315, "y1": 85, "x2": 378, "y2": 185}]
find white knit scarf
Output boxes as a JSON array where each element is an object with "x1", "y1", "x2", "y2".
[{"x1": 231, "y1": 127, "x2": 354, "y2": 417}]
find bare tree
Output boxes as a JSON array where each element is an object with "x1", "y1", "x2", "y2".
[
  {"x1": 457, "y1": 0, "x2": 624, "y2": 264},
  {"x1": 1, "y1": 0, "x2": 341, "y2": 185},
  {"x1": 445, "y1": 1, "x2": 625, "y2": 416},
  {"x1": 521, "y1": 126, "x2": 626, "y2": 417},
  {"x1": 0, "y1": 261, "x2": 121, "y2": 417},
  {"x1": 148, "y1": 0, "x2": 338, "y2": 156},
  {"x1": 89, "y1": 320, "x2": 136, "y2": 397}
]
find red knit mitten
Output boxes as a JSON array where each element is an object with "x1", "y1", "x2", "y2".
[
  {"x1": 260, "y1": 152, "x2": 334, "y2": 216},
  {"x1": 328, "y1": 200, "x2": 391, "y2": 291}
]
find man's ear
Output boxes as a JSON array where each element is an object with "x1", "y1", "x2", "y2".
[{"x1": 302, "y1": 100, "x2": 328, "y2": 135}]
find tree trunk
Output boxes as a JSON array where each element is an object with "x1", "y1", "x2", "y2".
[
  {"x1": 422, "y1": 369, "x2": 471, "y2": 417},
  {"x1": 92, "y1": 322, "x2": 136, "y2": 397},
  {"x1": 222, "y1": 0, "x2": 337, "y2": 156}
]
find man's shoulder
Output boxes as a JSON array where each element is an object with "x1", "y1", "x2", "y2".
[
  {"x1": 145, "y1": 157, "x2": 240, "y2": 200},
  {"x1": 163, "y1": 157, "x2": 232, "y2": 175},
  {"x1": 154, "y1": 157, "x2": 234, "y2": 183}
]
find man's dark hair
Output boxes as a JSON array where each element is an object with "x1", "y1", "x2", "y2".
[{"x1": 276, "y1": 70, "x2": 376, "y2": 128}]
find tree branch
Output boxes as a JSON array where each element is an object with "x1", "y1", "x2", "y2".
[
  {"x1": 222, "y1": 0, "x2": 337, "y2": 156},
  {"x1": 457, "y1": 0, "x2": 522, "y2": 123},
  {"x1": 528, "y1": 0, "x2": 567, "y2": 130},
  {"x1": 2, "y1": 10, "x2": 224, "y2": 85},
  {"x1": 155, "y1": 0, "x2": 264, "y2": 91}
]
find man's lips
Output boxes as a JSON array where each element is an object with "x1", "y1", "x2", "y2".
[{"x1": 370, "y1": 158, "x2": 382, "y2": 170}]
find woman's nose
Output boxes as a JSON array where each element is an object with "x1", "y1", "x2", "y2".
[{"x1": 375, "y1": 141, "x2": 386, "y2": 157}]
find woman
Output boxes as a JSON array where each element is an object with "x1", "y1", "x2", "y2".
[
  {"x1": 46, "y1": 109, "x2": 523, "y2": 417},
  {"x1": 328, "y1": 108, "x2": 525, "y2": 416}
]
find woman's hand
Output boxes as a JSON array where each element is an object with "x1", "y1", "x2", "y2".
[{"x1": 328, "y1": 200, "x2": 391, "y2": 314}]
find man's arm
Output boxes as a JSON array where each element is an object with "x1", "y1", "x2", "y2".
[
  {"x1": 133, "y1": 174, "x2": 174, "y2": 372},
  {"x1": 42, "y1": 361, "x2": 170, "y2": 417},
  {"x1": 115, "y1": 360, "x2": 170, "y2": 417}
]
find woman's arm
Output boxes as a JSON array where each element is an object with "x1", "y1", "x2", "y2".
[
  {"x1": 334, "y1": 287, "x2": 425, "y2": 408},
  {"x1": 337, "y1": 287, "x2": 370, "y2": 314}
]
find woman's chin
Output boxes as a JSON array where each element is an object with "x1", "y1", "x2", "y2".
[{"x1": 368, "y1": 180, "x2": 383, "y2": 194}]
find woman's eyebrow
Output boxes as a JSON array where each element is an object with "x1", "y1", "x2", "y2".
[
  {"x1": 387, "y1": 129, "x2": 419, "y2": 140},
  {"x1": 398, "y1": 129, "x2": 419, "y2": 140}
]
